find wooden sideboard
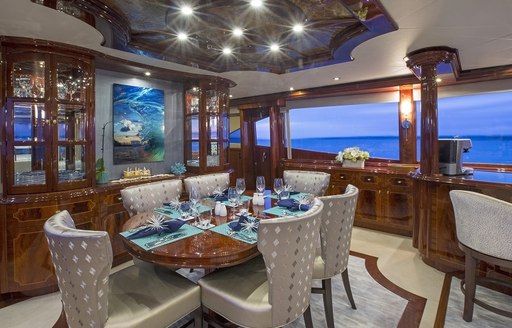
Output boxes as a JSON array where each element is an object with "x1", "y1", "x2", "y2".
[
  {"x1": 282, "y1": 160, "x2": 416, "y2": 237},
  {"x1": 0, "y1": 176, "x2": 176, "y2": 296}
]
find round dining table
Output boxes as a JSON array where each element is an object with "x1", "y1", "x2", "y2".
[{"x1": 121, "y1": 197, "x2": 272, "y2": 269}]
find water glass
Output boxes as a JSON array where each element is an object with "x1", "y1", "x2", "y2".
[
  {"x1": 280, "y1": 190, "x2": 290, "y2": 199},
  {"x1": 273, "y1": 178, "x2": 284, "y2": 199},
  {"x1": 199, "y1": 210, "x2": 212, "y2": 228},
  {"x1": 256, "y1": 176, "x2": 265, "y2": 193},
  {"x1": 189, "y1": 187, "x2": 200, "y2": 207}
]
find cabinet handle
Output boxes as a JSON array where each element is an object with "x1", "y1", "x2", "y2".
[{"x1": 339, "y1": 174, "x2": 346, "y2": 180}]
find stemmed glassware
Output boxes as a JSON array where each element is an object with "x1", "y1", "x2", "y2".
[
  {"x1": 228, "y1": 187, "x2": 239, "y2": 207},
  {"x1": 256, "y1": 176, "x2": 265, "y2": 194},
  {"x1": 189, "y1": 187, "x2": 200, "y2": 224},
  {"x1": 236, "y1": 178, "x2": 246, "y2": 198},
  {"x1": 273, "y1": 178, "x2": 284, "y2": 200}
]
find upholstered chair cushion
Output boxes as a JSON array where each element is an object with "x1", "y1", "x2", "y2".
[
  {"x1": 314, "y1": 184, "x2": 359, "y2": 278},
  {"x1": 120, "y1": 179, "x2": 183, "y2": 217},
  {"x1": 449, "y1": 190, "x2": 512, "y2": 261},
  {"x1": 183, "y1": 172, "x2": 230, "y2": 199},
  {"x1": 199, "y1": 199, "x2": 324, "y2": 328},
  {"x1": 44, "y1": 210, "x2": 201, "y2": 328},
  {"x1": 283, "y1": 170, "x2": 331, "y2": 196}
]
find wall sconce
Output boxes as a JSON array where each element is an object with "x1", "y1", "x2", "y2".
[{"x1": 400, "y1": 100, "x2": 413, "y2": 140}]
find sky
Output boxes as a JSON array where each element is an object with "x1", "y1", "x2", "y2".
[{"x1": 253, "y1": 91, "x2": 512, "y2": 139}]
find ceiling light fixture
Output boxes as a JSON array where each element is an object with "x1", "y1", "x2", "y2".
[
  {"x1": 292, "y1": 24, "x2": 304, "y2": 33},
  {"x1": 289, "y1": 87, "x2": 294, "y2": 91},
  {"x1": 180, "y1": 5, "x2": 193, "y2": 16},
  {"x1": 270, "y1": 43, "x2": 280, "y2": 52},
  {"x1": 333, "y1": 77, "x2": 340, "y2": 81},
  {"x1": 177, "y1": 32, "x2": 188, "y2": 40},
  {"x1": 144, "y1": 72, "x2": 151, "y2": 76},
  {"x1": 223, "y1": 47, "x2": 232, "y2": 55},
  {"x1": 232, "y1": 27, "x2": 243, "y2": 37},
  {"x1": 250, "y1": 0, "x2": 263, "y2": 8}
]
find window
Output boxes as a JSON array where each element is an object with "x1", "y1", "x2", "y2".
[
  {"x1": 437, "y1": 91, "x2": 512, "y2": 164},
  {"x1": 256, "y1": 117, "x2": 270, "y2": 146},
  {"x1": 288, "y1": 103, "x2": 399, "y2": 159},
  {"x1": 229, "y1": 128, "x2": 241, "y2": 144}
]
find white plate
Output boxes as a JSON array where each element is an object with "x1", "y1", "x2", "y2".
[{"x1": 177, "y1": 216, "x2": 195, "y2": 222}]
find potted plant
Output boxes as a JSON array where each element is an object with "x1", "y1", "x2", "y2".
[
  {"x1": 96, "y1": 121, "x2": 111, "y2": 184},
  {"x1": 336, "y1": 147, "x2": 370, "y2": 168}
]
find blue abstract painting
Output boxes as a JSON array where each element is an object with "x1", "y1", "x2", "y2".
[{"x1": 113, "y1": 83, "x2": 165, "y2": 164}]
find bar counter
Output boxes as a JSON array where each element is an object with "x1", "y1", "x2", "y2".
[{"x1": 412, "y1": 169, "x2": 512, "y2": 274}]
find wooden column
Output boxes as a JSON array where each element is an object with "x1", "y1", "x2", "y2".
[
  {"x1": 269, "y1": 105, "x2": 285, "y2": 182},
  {"x1": 405, "y1": 47, "x2": 458, "y2": 176}
]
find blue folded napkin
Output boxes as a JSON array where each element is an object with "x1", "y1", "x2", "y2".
[
  {"x1": 127, "y1": 219, "x2": 185, "y2": 239},
  {"x1": 277, "y1": 199, "x2": 311, "y2": 212},
  {"x1": 180, "y1": 202, "x2": 191, "y2": 212},
  {"x1": 228, "y1": 215, "x2": 259, "y2": 232},
  {"x1": 212, "y1": 189, "x2": 229, "y2": 201}
]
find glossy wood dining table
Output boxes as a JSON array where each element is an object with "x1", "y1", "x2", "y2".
[{"x1": 121, "y1": 195, "x2": 273, "y2": 269}]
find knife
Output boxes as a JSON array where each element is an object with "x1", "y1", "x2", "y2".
[{"x1": 144, "y1": 233, "x2": 185, "y2": 248}]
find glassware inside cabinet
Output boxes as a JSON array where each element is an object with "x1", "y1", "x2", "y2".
[
  {"x1": 57, "y1": 145, "x2": 86, "y2": 182},
  {"x1": 57, "y1": 62, "x2": 87, "y2": 101},
  {"x1": 14, "y1": 145, "x2": 46, "y2": 186},
  {"x1": 185, "y1": 88, "x2": 200, "y2": 114},
  {"x1": 13, "y1": 61, "x2": 45, "y2": 98}
]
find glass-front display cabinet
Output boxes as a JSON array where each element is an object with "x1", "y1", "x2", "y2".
[
  {"x1": 2, "y1": 47, "x2": 94, "y2": 195},
  {"x1": 184, "y1": 80, "x2": 230, "y2": 173}
]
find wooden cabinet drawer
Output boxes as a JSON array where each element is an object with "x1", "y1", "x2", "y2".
[
  {"x1": 389, "y1": 177, "x2": 409, "y2": 187},
  {"x1": 360, "y1": 175, "x2": 377, "y2": 184}
]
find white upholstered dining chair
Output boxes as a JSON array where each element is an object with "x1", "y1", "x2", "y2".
[
  {"x1": 449, "y1": 190, "x2": 512, "y2": 322},
  {"x1": 183, "y1": 172, "x2": 230, "y2": 199},
  {"x1": 44, "y1": 210, "x2": 202, "y2": 328},
  {"x1": 120, "y1": 179, "x2": 183, "y2": 217},
  {"x1": 314, "y1": 184, "x2": 359, "y2": 328},
  {"x1": 283, "y1": 170, "x2": 331, "y2": 196},
  {"x1": 198, "y1": 198, "x2": 324, "y2": 328}
]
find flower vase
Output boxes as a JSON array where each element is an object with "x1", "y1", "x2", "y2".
[
  {"x1": 342, "y1": 159, "x2": 365, "y2": 169},
  {"x1": 96, "y1": 171, "x2": 110, "y2": 184}
]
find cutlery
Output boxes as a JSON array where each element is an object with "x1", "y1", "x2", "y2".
[{"x1": 144, "y1": 233, "x2": 185, "y2": 248}]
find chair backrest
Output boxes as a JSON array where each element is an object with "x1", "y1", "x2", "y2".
[
  {"x1": 317, "y1": 184, "x2": 359, "y2": 278},
  {"x1": 257, "y1": 198, "x2": 324, "y2": 327},
  {"x1": 449, "y1": 190, "x2": 512, "y2": 260},
  {"x1": 44, "y1": 210, "x2": 112, "y2": 328},
  {"x1": 183, "y1": 172, "x2": 230, "y2": 199},
  {"x1": 283, "y1": 170, "x2": 331, "y2": 196},
  {"x1": 120, "y1": 179, "x2": 183, "y2": 217}
]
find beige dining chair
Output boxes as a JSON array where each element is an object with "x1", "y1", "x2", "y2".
[
  {"x1": 198, "y1": 198, "x2": 324, "y2": 328},
  {"x1": 283, "y1": 169, "x2": 331, "y2": 196},
  {"x1": 449, "y1": 190, "x2": 512, "y2": 322},
  {"x1": 120, "y1": 179, "x2": 183, "y2": 217},
  {"x1": 183, "y1": 172, "x2": 230, "y2": 199},
  {"x1": 314, "y1": 184, "x2": 359, "y2": 328},
  {"x1": 44, "y1": 210, "x2": 202, "y2": 328}
]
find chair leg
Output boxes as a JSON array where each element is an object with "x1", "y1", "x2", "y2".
[
  {"x1": 303, "y1": 305, "x2": 314, "y2": 328},
  {"x1": 463, "y1": 254, "x2": 477, "y2": 322},
  {"x1": 322, "y1": 279, "x2": 335, "y2": 328},
  {"x1": 341, "y1": 269, "x2": 357, "y2": 309},
  {"x1": 192, "y1": 306, "x2": 204, "y2": 328}
]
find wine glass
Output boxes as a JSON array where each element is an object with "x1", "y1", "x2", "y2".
[
  {"x1": 189, "y1": 187, "x2": 200, "y2": 208},
  {"x1": 273, "y1": 178, "x2": 284, "y2": 199},
  {"x1": 256, "y1": 176, "x2": 265, "y2": 194},
  {"x1": 236, "y1": 178, "x2": 246, "y2": 198},
  {"x1": 228, "y1": 186, "x2": 239, "y2": 207}
]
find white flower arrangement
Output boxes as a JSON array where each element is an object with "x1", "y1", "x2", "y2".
[{"x1": 336, "y1": 147, "x2": 370, "y2": 162}]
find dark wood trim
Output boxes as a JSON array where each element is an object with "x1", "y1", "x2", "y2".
[{"x1": 351, "y1": 251, "x2": 427, "y2": 328}]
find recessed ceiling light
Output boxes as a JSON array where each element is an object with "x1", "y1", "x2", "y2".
[
  {"x1": 144, "y1": 72, "x2": 151, "y2": 76},
  {"x1": 177, "y1": 32, "x2": 188, "y2": 40},
  {"x1": 229, "y1": 94, "x2": 233, "y2": 98},
  {"x1": 181, "y1": 5, "x2": 193, "y2": 16},
  {"x1": 223, "y1": 47, "x2": 232, "y2": 55},
  {"x1": 333, "y1": 77, "x2": 340, "y2": 81},
  {"x1": 292, "y1": 24, "x2": 304, "y2": 33},
  {"x1": 270, "y1": 43, "x2": 280, "y2": 52},
  {"x1": 233, "y1": 27, "x2": 243, "y2": 37},
  {"x1": 250, "y1": 0, "x2": 263, "y2": 8},
  {"x1": 289, "y1": 87, "x2": 294, "y2": 91}
]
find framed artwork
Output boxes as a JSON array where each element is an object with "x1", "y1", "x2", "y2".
[{"x1": 112, "y1": 83, "x2": 165, "y2": 164}]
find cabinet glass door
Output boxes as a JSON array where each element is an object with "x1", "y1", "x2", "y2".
[{"x1": 12, "y1": 61, "x2": 45, "y2": 98}]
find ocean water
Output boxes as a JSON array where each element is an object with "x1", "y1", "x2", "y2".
[{"x1": 252, "y1": 136, "x2": 512, "y2": 164}]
